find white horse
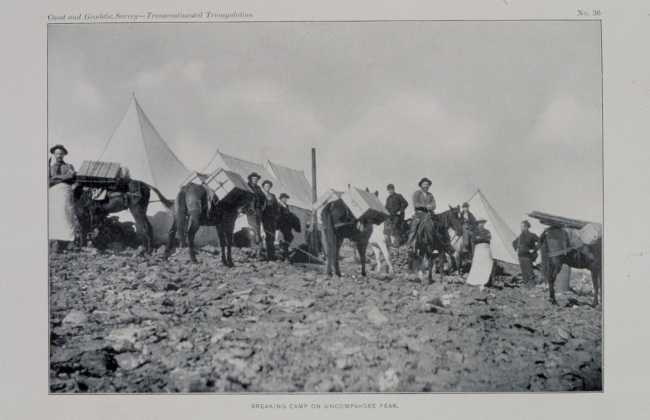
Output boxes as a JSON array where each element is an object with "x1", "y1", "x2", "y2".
[{"x1": 369, "y1": 222, "x2": 394, "y2": 274}]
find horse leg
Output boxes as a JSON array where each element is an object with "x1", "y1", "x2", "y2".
[
  {"x1": 438, "y1": 252, "x2": 446, "y2": 283},
  {"x1": 334, "y1": 236, "x2": 344, "y2": 277},
  {"x1": 371, "y1": 244, "x2": 382, "y2": 274},
  {"x1": 186, "y1": 215, "x2": 200, "y2": 263},
  {"x1": 548, "y1": 260, "x2": 562, "y2": 305},
  {"x1": 378, "y1": 238, "x2": 394, "y2": 274},
  {"x1": 358, "y1": 241, "x2": 368, "y2": 277},
  {"x1": 130, "y1": 205, "x2": 152, "y2": 253},
  {"x1": 590, "y1": 265, "x2": 601, "y2": 307},
  {"x1": 164, "y1": 218, "x2": 177, "y2": 260}
]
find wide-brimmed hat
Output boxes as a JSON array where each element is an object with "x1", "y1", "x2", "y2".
[
  {"x1": 262, "y1": 180, "x2": 273, "y2": 188},
  {"x1": 418, "y1": 177, "x2": 432, "y2": 187},
  {"x1": 49, "y1": 144, "x2": 68, "y2": 155},
  {"x1": 279, "y1": 193, "x2": 290, "y2": 200},
  {"x1": 248, "y1": 172, "x2": 261, "y2": 181},
  {"x1": 476, "y1": 219, "x2": 487, "y2": 224},
  {"x1": 386, "y1": 183, "x2": 395, "y2": 190},
  {"x1": 521, "y1": 220, "x2": 531, "y2": 228},
  {"x1": 462, "y1": 202, "x2": 469, "y2": 208}
]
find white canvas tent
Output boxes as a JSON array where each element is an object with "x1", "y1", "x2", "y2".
[
  {"x1": 97, "y1": 97, "x2": 191, "y2": 244},
  {"x1": 199, "y1": 151, "x2": 312, "y2": 246},
  {"x1": 466, "y1": 189, "x2": 519, "y2": 266}
]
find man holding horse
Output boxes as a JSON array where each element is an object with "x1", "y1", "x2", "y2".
[
  {"x1": 460, "y1": 202, "x2": 477, "y2": 254},
  {"x1": 246, "y1": 172, "x2": 267, "y2": 255},
  {"x1": 512, "y1": 220, "x2": 540, "y2": 289},
  {"x1": 277, "y1": 193, "x2": 295, "y2": 258},
  {"x1": 49, "y1": 144, "x2": 80, "y2": 252},
  {"x1": 406, "y1": 177, "x2": 436, "y2": 255},
  {"x1": 385, "y1": 184, "x2": 408, "y2": 244},
  {"x1": 261, "y1": 180, "x2": 280, "y2": 261}
]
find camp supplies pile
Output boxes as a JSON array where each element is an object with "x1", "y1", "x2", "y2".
[
  {"x1": 77, "y1": 161, "x2": 124, "y2": 186},
  {"x1": 529, "y1": 211, "x2": 602, "y2": 245},
  {"x1": 528, "y1": 211, "x2": 592, "y2": 230},
  {"x1": 341, "y1": 187, "x2": 390, "y2": 225},
  {"x1": 184, "y1": 168, "x2": 253, "y2": 208}
]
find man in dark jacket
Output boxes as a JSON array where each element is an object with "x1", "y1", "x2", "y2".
[
  {"x1": 246, "y1": 172, "x2": 266, "y2": 254},
  {"x1": 277, "y1": 193, "x2": 295, "y2": 258},
  {"x1": 385, "y1": 184, "x2": 408, "y2": 244},
  {"x1": 512, "y1": 220, "x2": 540, "y2": 289},
  {"x1": 460, "y1": 202, "x2": 477, "y2": 254},
  {"x1": 261, "y1": 180, "x2": 280, "y2": 261}
]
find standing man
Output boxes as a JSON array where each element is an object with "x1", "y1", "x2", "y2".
[
  {"x1": 385, "y1": 183, "x2": 408, "y2": 245},
  {"x1": 261, "y1": 180, "x2": 280, "y2": 261},
  {"x1": 405, "y1": 177, "x2": 436, "y2": 254},
  {"x1": 512, "y1": 220, "x2": 540, "y2": 289},
  {"x1": 49, "y1": 145, "x2": 79, "y2": 252},
  {"x1": 277, "y1": 193, "x2": 295, "y2": 259},
  {"x1": 246, "y1": 172, "x2": 266, "y2": 256},
  {"x1": 459, "y1": 202, "x2": 477, "y2": 255}
]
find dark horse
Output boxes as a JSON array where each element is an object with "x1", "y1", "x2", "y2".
[
  {"x1": 540, "y1": 227, "x2": 602, "y2": 306},
  {"x1": 73, "y1": 179, "x2": 172, "y2": 253},
  {"x1": 163, "y1": 183, "x2": 251, "y2": 265},
  {"x1": 409, "y1": 206, "x2": 462, "y2": 283},
  {"x1": 322, "y1": 199, "x2": 373, "y2": 277}
]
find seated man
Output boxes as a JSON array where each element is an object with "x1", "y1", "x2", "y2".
[{"x1": 406, "y1": 177, "x2": 436, "y2": 254}]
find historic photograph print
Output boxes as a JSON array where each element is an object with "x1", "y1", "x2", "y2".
[{"x1": 48, "y1": 21, "x2": 603, "y2": 393}]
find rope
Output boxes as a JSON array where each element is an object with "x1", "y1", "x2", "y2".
[{"x1": 259, "y1": 224, "x2": 326, "y2": 265}]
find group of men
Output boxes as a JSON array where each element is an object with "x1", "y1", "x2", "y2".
[
  {"x1": 245, "y1": 172, "x2": 298, "y2": 261},
  {"x1": 383, "y1": 179, "x2": 541, "y2": 286}
]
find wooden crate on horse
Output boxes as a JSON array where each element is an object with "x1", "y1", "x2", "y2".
[
  {"x1": 341, "y1": 187, "x2": 390, "y2": 225},
  {"x1": 202, "y1": 168, "x2": 253, "y2": 207},
  {"x1": 77, "y1": 161, "x2": 123, "y2": 186}
]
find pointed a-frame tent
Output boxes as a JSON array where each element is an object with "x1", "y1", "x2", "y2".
[
  {"x1": 266, "y1": 161, "x2": 314, "y2": 206},
  {"x1": 466, "y1": 189, "x2": 519, "y2": 267},
  {"x1": 98, "y1": 97, "x2": 191, "y2": 244}
]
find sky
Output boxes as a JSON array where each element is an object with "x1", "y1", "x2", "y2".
[{"x1": 48, "y1": 21, "x2": 603, "y2": 232}]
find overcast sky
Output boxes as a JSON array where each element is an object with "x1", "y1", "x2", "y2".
[{"x1": 48, "y1": 21, "x2": 602, "y2": 231}]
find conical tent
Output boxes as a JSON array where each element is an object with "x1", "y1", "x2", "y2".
[
  {"x1": 98, "y1": 97, "x2": 192, "y2": 244},
  {"x1": 466, "y1": 189, "x2": 519, "y2": 266},
  {"x1": 99, "y1": 97, "x2": 190, "y2": 199}
]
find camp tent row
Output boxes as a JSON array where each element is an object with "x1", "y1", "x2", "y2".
[
  {"x1": 94, "y1": 97, "x2": 314, "y2": 246},
  {"x1": 71, "y1": 97, "x2": 521, "y2": 266}
]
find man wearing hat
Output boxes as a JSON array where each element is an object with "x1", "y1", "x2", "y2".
[
  {"x1": 49, "y1": 145, "x2": 79, "y2": 251},
  {"x1": 460, "y1": 202, "x2": 477, "y2": 254},
  {"x1": 385, "y1": 184, "x2": 408, "y2": 244},
  {"x1": 276, "y1": 193, "x2": 295, "y2": 259},
  {"x1": 261, "y1": 180, "x2": 280, "y2": 261},
  {"x1": 246, "y1": 172, "x2": 267, "y2": 253},
  {"x1": 512, "y1": 220, "x2": 540, "y2": 289},
  {"x1": 405, "y1": 177, "x2": 436, "y2": 253}
]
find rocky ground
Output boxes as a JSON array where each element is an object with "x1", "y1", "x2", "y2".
[{"x1": 49, "y1": 244, "x2": 602, "y2": 393}]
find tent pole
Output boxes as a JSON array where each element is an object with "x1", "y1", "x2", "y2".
[{"x1": 310, "y1": 148, "x2": 318, "y2": 260}]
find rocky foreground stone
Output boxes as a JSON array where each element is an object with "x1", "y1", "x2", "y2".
[{"x1": 49, "y1": 246, "x2": 602, "y2": 393}]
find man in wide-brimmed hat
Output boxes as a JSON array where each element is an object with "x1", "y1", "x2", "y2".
[
  {"x1": 512, "y1": 220, "x2": 540, "y2": 289},
  {"x1": 385, "y1": 183, "x2": 408, "y2": 245},
  {"x1": 405, "y1": 177, "x2": 436, "y2": 253},
  {"x1": 49, "y1": 144, "x2": 79, "y2": 252},
  {"x1": 460, "y1": 202, "x2": 477, "y2": 254},
  {"x1": 277, "y1": 192, "x2": 296, "y2": 259},
  {"x1": 260, "y1": 179, "x2": 280, "y2": 261},
  {"x1": 246, "y1": 172, "x2": 267, "y2": 254}
]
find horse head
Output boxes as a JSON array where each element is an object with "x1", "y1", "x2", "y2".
[{"x1": 448, "y1": 204, "x2": 463, "y2": 236}]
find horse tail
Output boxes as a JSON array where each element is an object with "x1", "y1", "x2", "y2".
[
  {"x1": 175, "y1": 187, "x2": 188, "y2": 246},
  {"x1": 540, "y1": 229, "x2": 549, "y2": 283},
  {"x1": 146, "y1": 184, "x2": 175, "y2": 211}
]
